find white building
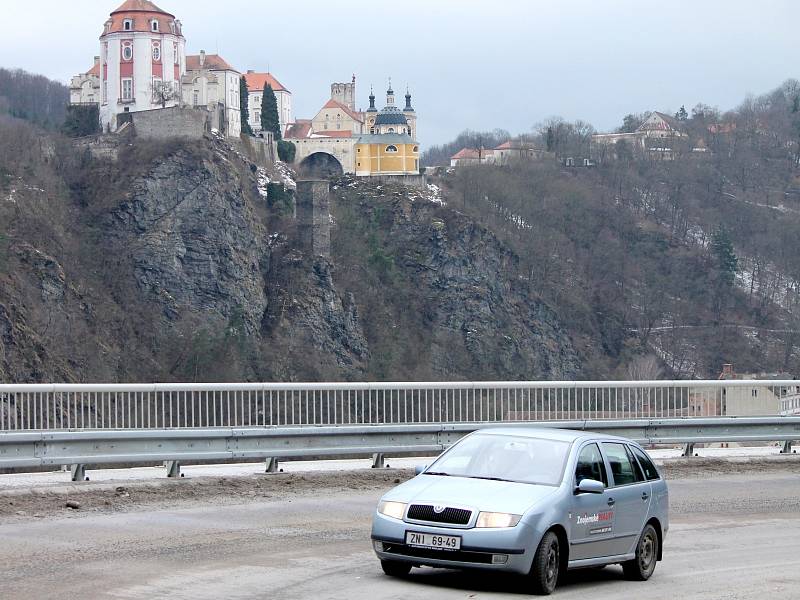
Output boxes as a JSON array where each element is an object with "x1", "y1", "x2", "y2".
[
  {"x1": 69, "y1": 57, "x2": 101, "y2": 105},
  {"x1": 244, "y1": 71, "x2": 292, "y2": 135},
  {"x1": 183, "y1": 51, "x2": 241, "y2": 137},
  {"x1": 97, "y1": 0, "x2": 187, "y2": 132}
]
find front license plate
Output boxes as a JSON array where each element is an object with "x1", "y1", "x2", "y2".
[{"x1": 405, "y1": 531, "x2": 461, "y2": 550}]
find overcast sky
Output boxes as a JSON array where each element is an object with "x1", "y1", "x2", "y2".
[{"x1": 2, "y1": 0, "x2": 798, "y2": 145}]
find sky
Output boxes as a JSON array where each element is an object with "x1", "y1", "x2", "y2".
[{"x1": 2, "y1": 0, "x2": 798, "y2": 145}]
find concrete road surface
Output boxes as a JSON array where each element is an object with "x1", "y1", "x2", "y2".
[{"x1": 2, "y1": 471, "x2": 800, "y2": 599}]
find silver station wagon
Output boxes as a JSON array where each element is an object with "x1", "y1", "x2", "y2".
[{"x1": 371, "y1": 427, "x2": 668, "y2": 595}]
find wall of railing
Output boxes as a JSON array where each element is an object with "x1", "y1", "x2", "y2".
[{"x1": 1, "y1": 381, "x2": 799, "y2": 432}]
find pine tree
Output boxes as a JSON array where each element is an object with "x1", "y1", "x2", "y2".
[
  {"x1": 675, "y1": 105, "x2": 688, "y2": 121},
  {"x1": 260, "y1": 83, "x2": 281, "y2": 140},
  {"x1": 711, "y1": 227, "x2": 738, "y2": 287},
  {"x1": 239, "y1": 76, "x2": 252, "y2": 136}
]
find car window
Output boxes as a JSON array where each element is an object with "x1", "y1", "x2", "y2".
[
  {"x1": 630, "y1": 445, "x2": 660, "y2": 481},
  {"x1": 601, "y1": 442, "x2": 640, "y2": 486},
  {"x1": 625, "y1": 445, "x2": 645, "y2": 482},
  {"x1": 427, "y1": 434, "x2": 570, "y2": 486},
  {"x1": 574, "y1": 443, "x2": 608, "y2": 486}
]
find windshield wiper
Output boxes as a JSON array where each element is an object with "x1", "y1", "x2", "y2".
[
  {"x1": 468, "y1": 476, "x2": 510, "y2": 482},
  {"x1": 423, "y1": 471, "x2": 451, "y2": 476}
]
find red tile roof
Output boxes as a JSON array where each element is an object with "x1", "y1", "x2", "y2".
[
  {"x1": 320, "y1": 98, "x2": 363, "y2": 123},
  {"x1": 87, "y1": 63, "x2": 101, "y2": 77},
  {"x1": 244, "y1": 72, "x2": 288, "y2": 93},
  {"x1": 105, "y1": 1, "x2": 179, "y2": 36},
  {"x1": 111, "y1": 0, "x2": 172, "y2": 16},
  {"x1": 285, "y1": 120, "x2": 312, "y2": 139},
  {"x1": 451, "y1": 148, "x2": 483, "y2": 160},
  {"x1": 312, "y1": 130, "x2": 353, "y2": 138},
  {"x1": 186, "y1": 54, "x2": 236, "y2": 72},
  {"x1": 495, "y1": 141, "x2": 512, "y2": 150}
]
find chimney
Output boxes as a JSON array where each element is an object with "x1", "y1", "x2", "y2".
[
  {"x1": 199, "y1": 50, "x2": 205, "y2": 67},
  {"x1": 720, "y1": 363, "x2": 735, "y2": 379},
  {"x1": 93, "y1": 56, "x2": 100, "y2": 67}
]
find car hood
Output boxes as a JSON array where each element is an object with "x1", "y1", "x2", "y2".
[{"x1": 385, "y1": 474, "x2": 559, "y2": 515}]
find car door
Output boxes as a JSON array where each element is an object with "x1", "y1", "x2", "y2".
[
  {"x1": 600, "y1": 442, "x2": 652, "y2": 556},
  {"x1": 569, "y1": 442, "x2": 616, "y2": 560}
]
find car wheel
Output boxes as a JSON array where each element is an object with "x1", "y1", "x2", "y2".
[
  {"x1": 380, "y1": 560, "x2": 412, "y2": 578},
  {"x1": 530, "y1": 531, "x2": 560, "y2": 595},
  {"x1": 623, "y1": 523, "x2": 658, "y2": 581}
]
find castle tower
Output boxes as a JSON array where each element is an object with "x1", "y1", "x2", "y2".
[
  {"x1": 330, "y1": 74, "x2": 356, "y2": 111},
  {"x1": 98, "y1": 0, "x2": 186, "y2": 132},
  {"x1": 366, "y1": 86, "x2": 377, "y2": 133}
]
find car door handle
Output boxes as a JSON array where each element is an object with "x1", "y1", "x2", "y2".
[
  {"x1": 642, "y1": 492, "x2": 650, "y2": 501},
  {"x1": 607, "y1": 497, "x2": 615, "y2": 507}
]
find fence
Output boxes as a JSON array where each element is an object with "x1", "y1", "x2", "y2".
[{"x1": 2, "y1": 381, "x2": 799, "y2": 432}]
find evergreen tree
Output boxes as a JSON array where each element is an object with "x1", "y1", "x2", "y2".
[
  {"x1": 675, "y1": 105, "x2": 689, "y2": 121},
  {"x1": 239, "y1": 76, "x2": 252, "y2": 136},
  {"x1": 711, "y1": 227, "x2": 738, "y2": 287},
  {"x1": 260, "y1": 83, "x2": 281, "y2": 140}
]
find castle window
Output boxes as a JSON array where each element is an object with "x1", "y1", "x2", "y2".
[
  {"x1": 121, "y1": 78, "x2": 133, "y2": 101},
  {"x1": 152, "y1": 43, "x2": 161, "y2": 62},
  {"x1": 151, "y1": 20, "x2": 159, "y2": 32},
  {"x1": 337, "y1": 123, "x2": 341, "y2": 129},
  {"x1": 173, "y1": 43, "x2": 179, "y2": 64},
  {"x1": 123, "y1": 19, "x2": 132, "y2": 31},
  {"x1": 193, "y1": 91, "x2": 199, "y2": 105},
  {"x1": 413, "y1": 145, "x2": 419, "y2": 153},
  {"x1": 388, "y1": 127, "x2": 395, "y2": 133},
  {"x1": 122, "y1": 43, "x2": 133, "y2": 61},
  {"x1": 385, "y1": 145, "x2": 398, "y2": 153}
]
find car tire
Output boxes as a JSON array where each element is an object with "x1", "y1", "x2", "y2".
[
  {"x1": 530, "y1": 531, "x2": 560, "y2": 595},
  {"x1": 623, "y1": 523, "x2": 658, "y2": 581},
  {"x1": 380, "y1": 560, "x2": 412, "y2": 578}
]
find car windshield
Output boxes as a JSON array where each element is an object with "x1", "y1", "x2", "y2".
[{"x1": 426, "y1": 434, "x2": 570, "y2": 486}]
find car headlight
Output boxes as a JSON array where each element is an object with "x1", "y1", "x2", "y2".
[
  {"x1": 476, "y1": 512, "x2": 522, "y2": 528},
  {"x1": 377, "y1": 500, "x2": 407, "y2": 520}
]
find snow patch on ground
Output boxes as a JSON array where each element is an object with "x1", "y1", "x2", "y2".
[{"x1": 256, "y1": 168, "x2": 270, "y2": 198}]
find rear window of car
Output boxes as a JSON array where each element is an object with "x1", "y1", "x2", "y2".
[
  {"x1": 602, "y1": 442, "x2": 642, "y2": 486},
  {"x1": 630, "y1": 445, "x2": 661, "y2": 481}
]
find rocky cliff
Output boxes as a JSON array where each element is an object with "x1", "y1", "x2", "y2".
[{"x1": 0, "y1": 131, "x2": 580, "y2": 383}]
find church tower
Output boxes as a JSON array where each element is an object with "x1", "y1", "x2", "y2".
[
  {"x1": 99, "y1": 0, "x2": 186, "y2": 132},
  {"x1": 403, "y1": 87, "x2": 416, "y2": 139}
]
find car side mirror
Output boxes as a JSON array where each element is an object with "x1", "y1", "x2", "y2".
[
  {"x1": 414, "y1": 464, "x2": 427, "y2": 475},
  {"x1": 575, "y1": 478, "x2": 605, "y2": 494}
]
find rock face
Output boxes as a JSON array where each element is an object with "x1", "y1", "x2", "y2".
[
  {"x1": 0, "y1": 136, "x2": 580, "y2": 383},
  {"x1": 330, "y1": 179, "x2": 581, "y2": 380},
  {"x1": 107, "y1": 146, "x2": 268, "y2": 333}
]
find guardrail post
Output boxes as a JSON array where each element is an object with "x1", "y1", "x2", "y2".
[
  {"x1": 70, "y1": 464, "x2": 87, "y2": 482},
  {"x1": 371, "y1": 453, "x2": 385, "y2": 469},
  {"x1": 780, "y1": 440, "x2": 794, "y2": 454},
  {"x1": 165, "y1": 460, "x2": 181, "y2": 478},
  {"x1": 682, "y1": 443, "x2": 696, "y2": 457},
  {"x1": 265, "y1": 457, "x2": 279, "y2": 473}
]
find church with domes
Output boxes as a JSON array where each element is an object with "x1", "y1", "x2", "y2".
[{"x1": 355, "y1": 85, "x2": 419, "y2": 176}]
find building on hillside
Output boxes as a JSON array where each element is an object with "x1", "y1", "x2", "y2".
[
  {"x1": 450, "y1": 140, "x2": 547, "y2": 167},
  {"x1": 286, "y1": 80, "x2": 420, "y2": 179},
  {"x1": 355, "y1": 86, "x2": 418, "y2": 176},
  {"x1": 591, "y1": 111, "x2": 689, "y2": 162},
  {"x1": 688, "y1": 363, "x2": 795, "y2": 417},
  {"x1": 95, "y1": 0, "x2": 187, "y2": 132},
  {"x1": 244, "y1": 71, "x2": 292, "y2": 135},
  {"x1": 183, "y1": 50, "x2": 241, "y2": 137},
  {"x1": 70, "y1": 57, "x2": 102, "y2": 105}
]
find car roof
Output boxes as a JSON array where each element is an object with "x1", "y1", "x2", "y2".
[{"x1": 473, "y1": 426, "x2": 632, "y2": 444}]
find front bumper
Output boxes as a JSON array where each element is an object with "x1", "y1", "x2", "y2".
[{"x1": 371, "y1": 512, "x2": 537, "y2": 575}]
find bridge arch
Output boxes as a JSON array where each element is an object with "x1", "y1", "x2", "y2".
[{"x1": 299, "y1": 152, "x2": 344, "y2": 178}]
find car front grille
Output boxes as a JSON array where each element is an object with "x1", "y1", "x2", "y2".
[
  {"x1": 382, "y1": 542, "x2": 493, "y2": 564},
  {"x1": 406, "y1": 504, "x2": 472, "y2": 525}
]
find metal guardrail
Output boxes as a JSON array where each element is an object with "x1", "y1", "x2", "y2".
[
  {"x1": 2, "y1": 380, "x2": 800, "y2": 431},
  {"x1": 1, "y1": 417, "x2": 798, "y2": 481}
]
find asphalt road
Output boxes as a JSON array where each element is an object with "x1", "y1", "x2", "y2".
[{"x1": 2, "y1": 471, "x2": 800, "y2": 599}]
